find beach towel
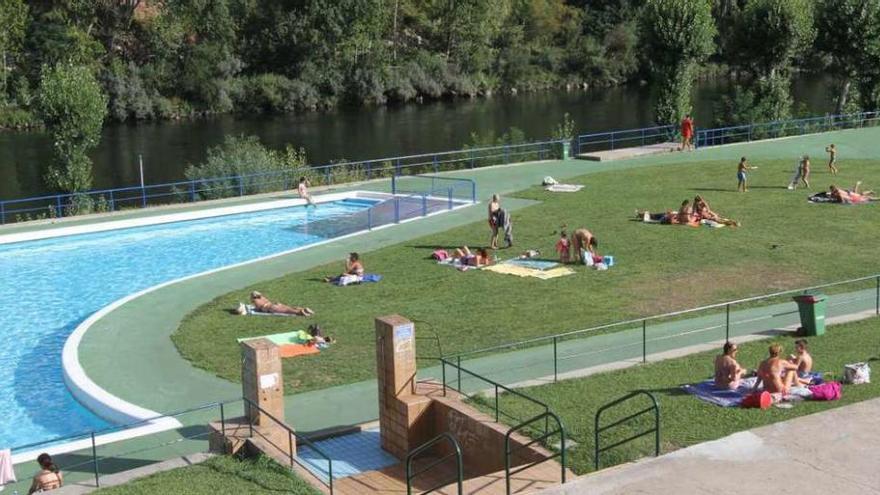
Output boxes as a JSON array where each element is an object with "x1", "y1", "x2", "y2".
[
  {"x1": 332, "y1": 273, "x2": 382, "y2": 286},
  {"x1": 545, "y1": 184, "x2": 584, "y2": 192},
  {"x1": 681, "y1": 377, "x2": 759, "y2": 407},
  {"x1": 482, "y1": 263, "x2": 574, "y2": 280},
  {"x1": 237, "y1": 331, "x2": 321, "y2": 358},
  {"x1": 506, "y1": 258, "x2": 559, "y2": 270},
  {"x1": 245, "y1": 304, "x2": 300, "y2": 317},
  {"x1": 808, "y1": 192, "x2": 836, "y2": 203},
  {"x1": 0, "y1": 449, "x2": 15, "y2": 486}
]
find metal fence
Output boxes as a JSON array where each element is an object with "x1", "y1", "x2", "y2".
[
  {"x1": 443, "y1": 274, "x2": 880, "y2": 393},
  {"x1": 0, "y1": 141, "x2": 556, "y2": 225},
  {"x1": 576, "y1": 124, "x2": 677, "y2": 155}
]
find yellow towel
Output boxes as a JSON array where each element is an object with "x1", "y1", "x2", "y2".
[{"x1": 482, "y1": 264, "x2": 574, "y2": 279}]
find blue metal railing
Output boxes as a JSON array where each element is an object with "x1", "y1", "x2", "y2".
[
  {"x1": 0, "y1": 141, "x2": 557, "y2": 225},
  {"x1": 576, "y1": 124, "x2": 676, "y2": 154}
]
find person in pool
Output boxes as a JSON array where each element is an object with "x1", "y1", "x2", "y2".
[
  {"x1": 29, "y1": 453, "x2": 63, "y2": 494},
  {"x1": 249, "y1": 291, "x2": 314, "y2": 316}
]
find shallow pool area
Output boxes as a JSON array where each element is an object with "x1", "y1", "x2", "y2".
[{"x1": 1, "y1": 198, "x2": 375, "y2": 449}]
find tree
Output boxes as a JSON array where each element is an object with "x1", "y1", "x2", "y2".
[
  {"x1": 815, "y1": 0, "x2": 880, "y2": 113},
  {"x1": 38, "y1": 63, "x2": 108, "y2": 193},
  {"x1": 0, "y1": 0, "x2": 29, "y2": 102},
  {"x1": 639, "y1": 0, "x2": 716, "y2": 125}
]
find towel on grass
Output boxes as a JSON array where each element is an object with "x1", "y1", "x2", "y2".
[
  {"x1": 507, "y1": 258, "x2": 559, "y2": 270},
  {"x1": 333, "y1": 273, "x2": 382, "y2": 286},
  {"x1": 808, "y1": 192, "x2": 837, "y2": 203},
  {"x1": 482, "y1": 263, "x2": 574, "y2": 279},
  {"x1": 545, "y1": 184, "x2": 584, "y2": 192},
  {"x1": 683, "y1": 373, "x2": 824, "y2": 407},
  {"x1": 237, "y1": 331, "x2": 321, "y2": 358}
]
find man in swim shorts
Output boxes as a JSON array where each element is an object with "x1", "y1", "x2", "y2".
[
  {"x1": 789, "y1": 339, "x2": 813, "y2": 386},
  {"x1": 572, "y1": 228, "x2": 598, "y2": 264},
  {"x1": 754, "y1": 343, "x2": 799, "y2": 395},
  {"x1": 680, "y1": 114, "x2": 694, "y2": 151},
  {"x1": 825, "y1": 144, "x2": 839, "y2": 175},
  {"x1": 298, "y1": 177, "x2": 316, "y2": 207},
  {"x1": 737, "y1": 157, "x2": 754, "y2": 192}
]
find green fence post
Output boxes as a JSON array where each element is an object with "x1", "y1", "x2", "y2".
[
  {"x1": 553, "y1": 337, "x2": 558, "y2": 382},
  {"x1": 876, "y1": 276, "x2": 879, "y2": 315},
  {"x1": 642, "y1": 320, "x2": 647, "y2": 363},
  {"x1": 91, "y1": 432, "x2": 99, "y2": 487},
  {"x1": 457, "y1": 356, "x2": 462, "y2": 391},
  {"x1": 495, "y1": 384, "x2": 499, "y2": 422},
  {"x1": 725, "y1": 304, "x2": 730, "y2": 342}
]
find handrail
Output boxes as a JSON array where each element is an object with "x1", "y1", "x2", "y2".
[
  {"x1": 504, "y1": 411, "x2": 566, "y2": 495},
  {"x1": 594, "y1": 390, "x2": 660, "y2": 471},
  {"x1": 242, "y1": 396, "x2": 334, "y2": 494},
  {"x1": 405, "y1": 432, "x2": 464, "y2": 495},
  {"x1": 451, "y1": 273, "x2": 880, "y2": 361}
]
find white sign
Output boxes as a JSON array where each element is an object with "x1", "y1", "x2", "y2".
[{"x1": 259, "y1": 373, "x2": 278, "y2": 389}]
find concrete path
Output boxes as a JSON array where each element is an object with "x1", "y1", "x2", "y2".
[
  {"x1": 577, "y1": 142, "x2": 679, "y2": 161},
  {"x1": 540, "y1": 397, "x2": 880, "y2": 495}
]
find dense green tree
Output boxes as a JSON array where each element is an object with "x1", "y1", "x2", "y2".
[
  {"x1": 0, "y1": 0, "x2": 29, "y2": 102},
  {"x1": 38, "y1": 63, "x2": 108, "y2": 193},
  {"x1": 815, "y1": 0, "x2": 880, "y2": 113},
  {"x1": 639, "y1": 0, "x2": 716, "y2": 125}
]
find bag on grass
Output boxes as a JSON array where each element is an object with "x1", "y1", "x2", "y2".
[
  {"x1": 432, "y1": 249, "x2": 449, "y2": 261},
  {"x1": 741, "y1": 391, "x2": 771, "y2": 409},
  {"x1": 844, "y1": 362, "x2": 871, "y2": 385},
  {"x1": 808, "y1": 381, "x2": 841, "y2": 401}
]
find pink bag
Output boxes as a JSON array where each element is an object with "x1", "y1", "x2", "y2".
[
  {"x1": 808, "y1": 381, "x2": 841, "y2": 401},
  {"x1": 432, "y1": 249, "x2": 449, "y2": 261}
]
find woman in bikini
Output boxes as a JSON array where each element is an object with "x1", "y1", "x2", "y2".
[
  {"x1": 693, "y1": 195, "x2": 740, "y2": 226},
  {"x1": 488, "y1": 194, "x2": 501, "y2": 249},
  {"x1": 453, "y1": 246, "x2": 492, "y2": 267},
  {"x1": 250, "y1": 291, "x2": 314, "y2": 316},
  {"x1": 831, "y1": 182, "x2": 877, "y2": 203},
  {"x1": 29, "y1": 453, "x2": 63, "y2": 494}
]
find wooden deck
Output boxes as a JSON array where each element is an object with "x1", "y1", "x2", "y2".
[{"x1": 577, "y1": 142, "x2": 679, "y2": 161}]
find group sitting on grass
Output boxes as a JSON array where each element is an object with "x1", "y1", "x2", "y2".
[
  {"x1": 637, "y1": 195, "x2": 739, "y2": 227},
  {"x1": 715, "y1": 340, "x2": 814, "y2": 394}
]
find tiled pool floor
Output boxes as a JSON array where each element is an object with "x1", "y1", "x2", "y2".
[{"x1": 298, "y1": 428, "x2": 399, "y2": 483}]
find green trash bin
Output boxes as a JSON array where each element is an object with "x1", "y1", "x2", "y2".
[
  {"x1": 561, "y1": 141, "x2": 571, "y2": 160},
  {"x1": 793, "y1": 293, "x2": 827, "y2": 336}
]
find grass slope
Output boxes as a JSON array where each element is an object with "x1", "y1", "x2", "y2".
[
  {"x1": 173, "y1": 157, "x2": 880, "y2": 392},
  {"x1": 93, "y1": 455, "x2": 319, "y2": 495},
  {"x1": 484, "y1": 317, "x2": 880, "y2": 475}
]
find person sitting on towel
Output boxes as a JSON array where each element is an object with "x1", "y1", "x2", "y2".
[
  {"x1": 693, "y1": 196, "x2": 740, "y2": 227},
  {"x1": 325, "y1": 252, "x2": 365, "y2": 283},
  {"x1": 454, "y1": 246, "x2": 492, "y2": 267},
  {"x1": 754, "y1": 343, "x2": 799, "y2": 395},
  {"x1": 714, "y1": 342, "x2": 745, "y2": 390},
  {"x1": 788, "y1": 339, "x2": 814, "y2": 386},
  {"x1": 250, "y1": 291, "x2": 314, "y2": 316}
]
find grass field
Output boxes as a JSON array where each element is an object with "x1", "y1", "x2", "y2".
[
  {"x1": 93, "y1": 455, "x2": 318, "y2": 495},
  {"x1": 481, "y1": 317, "x2": 880, "y2": 475},
  {"x1": 173, "y1": 155, "x2": 880, "y2": 393}
]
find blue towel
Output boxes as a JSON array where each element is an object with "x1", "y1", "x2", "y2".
[
  {"x1": 362, "y1": 273, "x2": 382, "y2": 283},
  {"x1": 506, "y1": 259, "x2": 559, "y2": 270},
  {"x1": 682, "y1": 372, "x2": 824, "y2": 407}
]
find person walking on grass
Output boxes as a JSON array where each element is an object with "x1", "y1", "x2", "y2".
[
  {"x1": 799, "y1": 155, "x2": 811, "y2": 189},
  {"x1": 680, "y1": 114, "x2": 694, "y2": 151},
  {"x1": 736, "y1": 156, "x2": 756, "y2": 192},
  {"x1": 825, "y1": 144, "x2": 839, "y2": 175},
  {"x1": 488, "y1": 194, "x2": 501, "y2": 249}
]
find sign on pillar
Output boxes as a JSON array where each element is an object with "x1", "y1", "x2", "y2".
[{"x1": 240, "y1": 338, "x2": 285, "y2": 427}]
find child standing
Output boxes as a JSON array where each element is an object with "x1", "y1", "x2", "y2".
[
  {"x1": 298, "y1": 177, "x2": 316, "y2": 207},
  {"x1": 799, "y1": 155, "x2": 811, "y2": 189},
  {"x1": 556, "y1": 230, "x2": 571, "y2": 263},
  {"x1": 736, "y1": 157, "x2": 755, "y2": 192},
  {"x1": 825, "y1": 144, "x2": 839, "y2": 175}
]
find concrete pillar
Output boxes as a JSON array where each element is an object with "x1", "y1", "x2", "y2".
[
  {"x1": 241, "y1": 338, "x2": 285, "y2": 428},
  {"x1": 376, "y1": 315, "x2": 433, "y2": 458}
]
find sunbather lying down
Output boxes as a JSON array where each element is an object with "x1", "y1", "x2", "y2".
[
  {"x1": 454, "y1": 246, "x2": 493, "y2": 267},
  {"x1": 636, "y1": 196, "x2": 739, "y2": 226},
  {"x1": 247, "y1": 291, "x2": 314, "y2": 316},
  {"x1": 830, "y1": 182, "x2": 877, "y2": 203}
]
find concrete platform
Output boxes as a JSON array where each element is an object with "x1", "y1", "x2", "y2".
[
  {"x1": 577, "y1": 142, "x2": 679, "y2": 161},
  {"x1": 539, "y1": 398, "x2": 880, "y2": 495}
]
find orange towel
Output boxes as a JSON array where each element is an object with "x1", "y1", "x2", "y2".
[{"x1": 279, "y1": 343, "x2": 320, "y2": 358}]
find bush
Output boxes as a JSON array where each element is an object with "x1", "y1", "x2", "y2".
[
  {"x1": 183, "y1": 135, "x2": 307, "y2": 200},
  {"x1": 0, "y1": 105, "x2": 39, "y2": 129}
]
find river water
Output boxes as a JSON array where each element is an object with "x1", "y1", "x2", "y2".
[{"x1": 0, "y1": 75, "x2": 833, "y2": 200}]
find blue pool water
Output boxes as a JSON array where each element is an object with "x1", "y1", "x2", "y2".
[{"x1": 0, "y1": 200, "x2": 372, "y2": 449}]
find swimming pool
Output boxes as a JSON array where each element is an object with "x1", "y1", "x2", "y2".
[{"x1": 0, "y1": 198, "x2": 375, "y2": 449}]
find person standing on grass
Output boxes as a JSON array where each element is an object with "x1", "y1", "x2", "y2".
[
  {"x1": 572, "y1": 228, "x2": 598, "y2": 263},
  {"x1": 556, "y1": 229, "x2": 571, "y2": 263},
  {"x1": 680, "y1": 114, "x2": 694, "y2": 151},
  {"x1": 298, "y1": 177, "x2": 316, "y2": 207},
  {"x1": 737, "y1": 156, "x2": 755, "y2": 192},
  {"x1": 825, "y1": 144, "x2": 839, "y2": 175},
  {"x1": 799, "y1": 155, "x2": 811, "y2": 189},
  {"x1": 488, "y1": 194, "x2": 501, "y2": 249}
]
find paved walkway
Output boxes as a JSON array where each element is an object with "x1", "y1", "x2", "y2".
[{"x1": 540, "y1": 397, "x2": 880, "y2": 494}]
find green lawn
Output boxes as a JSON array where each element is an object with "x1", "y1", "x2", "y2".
[
  {"x1": 93, "y1": 455, "x2": 319, "y2": 495},
  {"x1": 173, "y1": 156, "x2": 880, "y2": 393},
  {"x1": 482, "y1": 317, "x2": 880, "y2": 475}
]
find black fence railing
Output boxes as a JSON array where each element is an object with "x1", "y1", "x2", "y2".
[{"x1": 405, "y1": 432, "x2": 464, "y2": 495}]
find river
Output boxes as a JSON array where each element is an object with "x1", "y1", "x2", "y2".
[{"x1": 0, "y1": 75, "x2": 834, "y2": 200}]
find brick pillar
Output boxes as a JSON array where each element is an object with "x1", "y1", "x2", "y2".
[
  {"x1": 241, "y1": 338, "x2": 285, "y2": 428},
  {"x1": 376, "y1": 315, "x2": 433, "y2": 459}
]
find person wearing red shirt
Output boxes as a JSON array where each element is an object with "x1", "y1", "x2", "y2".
[{"x1": 680, "y1": 114, "x2": 694, "y2": 151}]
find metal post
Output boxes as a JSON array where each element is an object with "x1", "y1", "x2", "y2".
[
  {"x1": 611, "y1": 132, "x2": 615, "y2": 150},
  {"x1": 441, "y1": 360, "x2": 447, "y2": 396},
  {"x1": 238, "y1": 176, "x2": 244, "y2": 196},
  {"x1": 108, "y1": 190, "x2": 115, "y2": 211},
  {"x1": 394, "y1": 198, "x2": 400, "y2": 223},
  {"x1": 367, "y1": 162, "x2": 372, "y2": 180},
  {"x1": 504, "y1": 145, "x2": 509, "y2": 163},
  {"x1": 422, "y1": 194, "x2": 427, "y2": 216},
  {"x1": 470, "y1": 150, "x2": 476, "y2": 168},
  {"x1": 876, "y1": 276, "x2": 879, "y2": 315},
  {"x1": 642, "y1": 320, "x2": 647, "y2": 363},
  {"x1": 190, "y1": 181, "x2": 196, "y2": 202},
  {"x1": 433, "y1": 155, "x2": 439, "y2": 174},
  {"x1": 447, "y1": 187, "x2": 453, "y2": 210},
  {"x1": 220, "y1": 402, "x2": 226, "y2": 439},
  {"x1": 392, "y1": 174, "x2": 397, "y2": 195},
  {"x1": 396, "y1": 158, "x2": 402, "y2": 175},
  {"x1": 288, "y1": 432, "x2": 294, "y2": 468},
  {"x1": 329, "y1": 458, "x2": 334, "y2": 495},
  {"x1": 725, "y1": 304, "x2": 731, "y2": 342},
  {"x1": 141, "y1": 187, "x2": 147, "y2": 208},
  {"x1": 325, "y1": 167, "x2": 331, "y2": 185},
  {"x1": 0, "y1": 201, "x2": 4, "y2": 224},
  {"x1": 91, "y1": 432, "x2": 99, "y2": 487},
  {"x1": 367, "y1": 208, "x2": 372, "y2": 230},
  {"x1": 56, "y1": 195, "x2": 63, "y2": 217},
  {"x1": 495, "y1": 384, "x2": 499, "y2": 422},
  {"x1": 553, "y1": 337, "x2": 558, "y2": 382},
  {"x1": 457, "y1": 356, "x2": 461, "y2": 391}
]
